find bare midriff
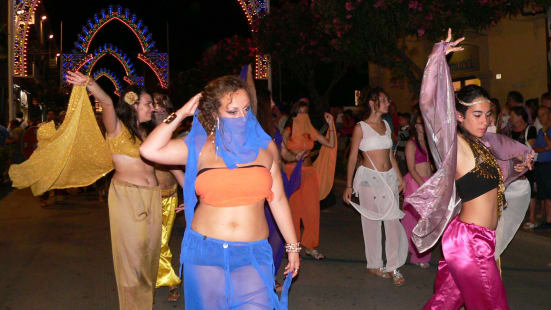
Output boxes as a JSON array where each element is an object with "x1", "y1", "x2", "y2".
[
  {"x1": 360, "y1": 149, "x2": 392, "y2": 172},
  {"x1": 155, "y1": 169, "x2": 177, "y2": 190},
  {"x1": 111, "y1": 154, "x2": 158, "y2": 187},
  {"x1": 415, "y1": 162, "x2": 432, "y2": 178},
  {"x1": 458, "y1": 188, "x2": 499, "y2": 230},
  {"x1": 192, "y1": 201, "x2": 269, "y2": 242}
]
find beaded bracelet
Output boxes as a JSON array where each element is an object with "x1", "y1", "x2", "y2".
[{"x1": 285, "y1": 242, "x2": 302, "y2": 253}]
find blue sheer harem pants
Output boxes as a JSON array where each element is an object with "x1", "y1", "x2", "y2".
[{"x1": 182, "y1": 229, "x2": 291, "y2": 310}]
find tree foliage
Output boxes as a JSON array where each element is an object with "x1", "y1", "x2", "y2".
[{"x1": 254, "y1": 0, "x2": 551, "y2": 110}]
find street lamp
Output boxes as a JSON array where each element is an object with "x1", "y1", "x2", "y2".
[
  {"x1": 40, "y1": 15, "x2": 47, "y2": 45},
  {"x1": 48, "y1": 34, "x2": 54, "y2": 40}
]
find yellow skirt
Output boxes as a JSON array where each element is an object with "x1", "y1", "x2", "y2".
[{"x1": 156, "y1": 185, "x2": 182, "y2": 288}]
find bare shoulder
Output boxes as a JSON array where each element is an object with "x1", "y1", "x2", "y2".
[{"x1": 456, "y1": 135, "x2": 475, "y2": 176}]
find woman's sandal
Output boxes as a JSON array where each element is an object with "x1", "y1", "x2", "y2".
[
  {"x1": 368, "y1": 267, "x2": 390, "y2": 279},
  {"x1": 523, "y1": 222, "x2": 537, "y2": 230},
  {"x1": 304, "y1": 248, "x2": 325, "y2": 260},
  {"x1": 168, "y1": 286, "x2": 180, "y2": 302},
  {"x1": 390, "y1": 269, "x2": 405, "y2": 287}
]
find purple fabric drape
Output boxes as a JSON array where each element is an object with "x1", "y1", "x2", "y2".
[
  {"x1": 405, "y1": 42, "x2": 531, "y2": 253},
  {"x1": 265, "y1": 160, "x2": 302, "y2": 275}
]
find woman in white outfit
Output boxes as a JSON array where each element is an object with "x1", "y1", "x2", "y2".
[{"x1": 343, "y1": 87, "x2": 408, "y2": 286}]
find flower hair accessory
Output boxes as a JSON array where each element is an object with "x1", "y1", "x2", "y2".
[{"x1": 124, "y1": 91, "x2": 139, "y2": 105}]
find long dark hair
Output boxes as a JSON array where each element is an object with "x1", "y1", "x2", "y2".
[
  {"x1": 455, "y1": 85, "x2": 490, "y2": 142},
  {"x1": 284, "y1": 98, "x2": 310, "y2": 136},
  {"x1": 116, "y1": 85, "x2": 152, "y2": 142},
  {"x1": 197, "y1": 75, "x2": 249, "y2": 136},
  {"x1": 408, "y1": 107, "x2": 427, "y2": 155},
  {"x1": 256, "y1": 87, "x2": 275, "y2": 138},
  {"x1": 359, "y1": 87, "x2": 387, "y2": 119}
]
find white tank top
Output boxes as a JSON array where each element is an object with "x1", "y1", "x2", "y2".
[{"x1": 358, "y1": 120, "x2": 393, "y2": 152}]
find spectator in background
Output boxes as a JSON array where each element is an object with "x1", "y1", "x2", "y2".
[
  {"x1": 535, "y1": 93, "x2": 551, "y2": 131},
  {"x1": 525, "y1": 98, "x2": 539, "y2": 125},
  {"x1": 28, "y1": 98, "x2": 44, "y2": 123},
  {"x1": 0, "y1": 122, "x2": 9, "y2": 146},
  {"x1": 0, "y1": 122, "x2": 10, "y2": 184},
  {"x1": 507, "y1": 91, "x2": 524, "y2": 109},
  {"x1": 506, "y1": 107, "x2": 538, "y2": 230},
  {"x1": 395, "y1": 112, "x2": 411, "y2": 176},
  {"x1": 58, "y1": 111, "x2": 66, "y2": 124},
  {"x1": 488, "y1": 98, "x2": 501, "y2": 133},
  {"x1": 5, "y1": 119, "x2": 25, "y2": 165},
  {"x1": 533, "y1": 106, "x2": 551, "y2": 230},
  {"x1": 46, "y1": 110, "x2": 57, "y2": 122},
  {"x1": 16, "y1": 112, "x2": 28, "y2": 129}
]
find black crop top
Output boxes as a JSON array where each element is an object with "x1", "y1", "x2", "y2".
[{"x1": 455, "y1": 138, "x2": 506, "y2": 216}]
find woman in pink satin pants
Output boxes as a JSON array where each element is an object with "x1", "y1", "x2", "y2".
[{"x1": 415, "y1": 30, "x2": 534, "y2": 310}]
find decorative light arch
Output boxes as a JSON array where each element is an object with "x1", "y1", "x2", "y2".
[
  {"x1": 13, "y1": 0, "x2": 42, "y2": 77},
  {"x1": 236, "y1": 0, "x2": 270, "y2": 79},
  {"x1": 93, "y1": 68, "x2": 123, "y2": 96},
  {"x1": 74, "y1": 5, "x2": 155, "y2": 54},
  {"x1": 75, "y1": 44, "x2": 136, "y2": 77},
  {"x1": 64, "y1": 5, "x2": 168, "y2": 88}
]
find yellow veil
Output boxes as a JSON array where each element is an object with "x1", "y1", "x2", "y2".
[{"x1": 9, "y1": 85, "x2": 114, "y2": 195}]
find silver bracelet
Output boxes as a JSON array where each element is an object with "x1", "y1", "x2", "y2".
[{"x1": 285, "y1": 242, "x2": 302, "y2": 253}]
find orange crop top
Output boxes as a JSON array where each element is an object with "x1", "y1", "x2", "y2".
[
  {"x1": 106, "y1": 125, "x2": 141, "y2": 158},
  {"x1": 195, "y1": 165, "x2": 274, "y2": 207}
]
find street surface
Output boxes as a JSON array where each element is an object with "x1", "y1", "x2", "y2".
[{"x1": 1, "y1": 181, "x2": 550, "y2": 309}]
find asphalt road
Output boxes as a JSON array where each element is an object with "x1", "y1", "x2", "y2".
[{"x1": 1, "y1": 184, "x2": 550, "y2": 309}]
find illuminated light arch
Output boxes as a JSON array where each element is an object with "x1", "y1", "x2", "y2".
[
  {"x1": 75, "y1": 5, "x2": 155, "y2": 54},
  {"x1": 13, "y1": 0, "x2": 42, "y2": 77},
  {"x1": 64, "y1": 5, "x2": 168, "y2": 89},
  {"x1": 236, "y1": 0, "x2": 270, "y2": 79},
  {"x1": 93, "y1": 68, "x2": 123, "y2": 96},
  {"x1": 76, "y1": 44, "x2": 136, "y2": 77},
  {"x1": 137, "y1": 53, "x2": 169, "y2": 89}
]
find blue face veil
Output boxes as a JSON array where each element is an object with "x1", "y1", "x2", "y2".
[{"x1": 182, "y1": 109, "x2": 272, "y2": 227}]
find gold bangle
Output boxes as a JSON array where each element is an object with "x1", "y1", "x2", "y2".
[
  {"x1": 163, "y1": 112, "x2": 178, "y2": 124},
  {"x1": 85, "y1": 76, "x2": 92, "y2": 86}
]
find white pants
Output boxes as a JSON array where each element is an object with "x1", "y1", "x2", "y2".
[
  {"x1": 350, "y1": 166, "x2": 408, "y2": 271},
  {"x1": 361, "y1": 217, "x2": 408, "y2": 271}
]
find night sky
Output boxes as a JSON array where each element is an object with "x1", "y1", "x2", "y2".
[{"x1": 42, "y1": 0, "x2": 250, "y2": 82}]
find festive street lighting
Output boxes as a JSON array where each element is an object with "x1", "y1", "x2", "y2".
[{"x1": 40, "y1": 15, "x2": 47, "y2": 45}]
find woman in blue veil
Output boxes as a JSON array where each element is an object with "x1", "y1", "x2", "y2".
[{"x1": 140, "y1": 75, "x2": 300, "y2": 309}]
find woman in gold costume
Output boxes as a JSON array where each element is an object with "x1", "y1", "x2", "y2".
[
  {"x1": 66, "y1": 71, "x2": 161, "y2": 310},
  {"x1": 151, "y1": 93, "x2": 184, "y2": 302}
]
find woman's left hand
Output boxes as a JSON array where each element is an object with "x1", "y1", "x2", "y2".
[
  {"x1": 324, "y1": 112, "x2": 334, "y2": 125},
  {"x1": 284, "y1": 252, "x2": 300, "y2": 278},
  {"x1": 177, "y1": 93, "x2": 202, "y2": 118},
  {"x1": 443, "y1": 28, "x2": 465, "y2": 55},
  {"x1": 398, "y1": 178, "x2": 406, "y2": 193}
]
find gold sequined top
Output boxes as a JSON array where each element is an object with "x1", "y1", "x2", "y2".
[
  {"x1": 106, "y1": 124, "x2": 142, "y2": 158},
  {"x1": 455, "y1": 138, "x2": 506, "y2": 217}
]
